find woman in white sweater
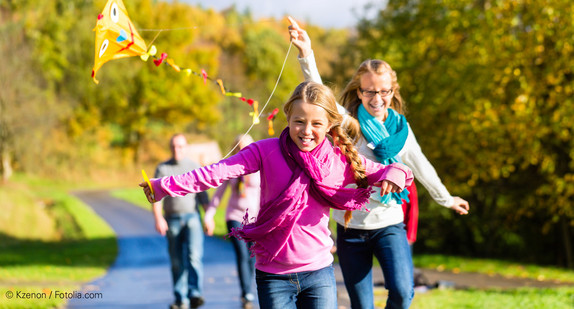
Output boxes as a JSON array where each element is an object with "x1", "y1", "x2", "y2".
[{"x1": 288, "y1": 17, "x2": 470, "y2": 309}]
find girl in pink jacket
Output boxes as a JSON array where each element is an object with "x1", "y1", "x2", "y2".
[{"x1": 141, "y1": 81, "x2": 413, "y2": 309}]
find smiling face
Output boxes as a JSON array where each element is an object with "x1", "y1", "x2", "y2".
[
  {"x1": 287, "y1": 100, "x2": 332, "y2": 152},
  {"x1": 339, "y1": 60, "x2": 405, "y2": 133},
  {"x1": 358, "y1": 71, "x2": 394, "y2": 122}
]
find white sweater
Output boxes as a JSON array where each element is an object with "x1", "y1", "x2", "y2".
[{"x1": 299, "y1": 52, "x2": 454, "y2": 230}]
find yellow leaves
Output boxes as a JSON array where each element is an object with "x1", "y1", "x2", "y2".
[
  {"x1": 535, "y1": 45, "x2": 545, "y2": 53},
  {"x1": 536, "y1": 33, "x2": 545, "y2": 43},
  {"x1": 489, "y1": 166, "x2": 501, "y2": 180},
  {"x1": 504, "y1": 66, "x2": 513, "y2": 75},
  {"x1": 536, "y1": 274, "x2": 546, "y2": 281},
  {"x1": 561, "y1": 41, "x2": 572, "y2": 54},
  {"x1": 501, "y1": 164, "x2": 516, "y2": 178},
  {"x1": 512, "y1": 94, "x2": 529, "y2": 115},
  {"x1": 540, "y1": 156, "x2": 556, "y2": 173},
  {"x1": 546, "y1": 73, "x2": 560, "y2": 85},
  {"x1": 564, "y1": 174, "x2": 574, "y2": 183}
]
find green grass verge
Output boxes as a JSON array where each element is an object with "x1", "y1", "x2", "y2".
[
  {"x1": 0, "y1": 174, "x2": 117, "y2": 309},
  {"x1": 413, "y1": 254, "x2": 574, "y2": 284},
  {"x1": 403, "y1": 286, "x2": 574, "y2": 309}
]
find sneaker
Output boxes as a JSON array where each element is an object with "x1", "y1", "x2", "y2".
[
  {"x1": 241, "y1": 293, "x2": 255, "y2": 309},
  {"x1": 189, "y1": 296, "x2": 204, "y2": 308},
  {"x1": 169, "y1": 302, "x2": 189, "y2": 309}
]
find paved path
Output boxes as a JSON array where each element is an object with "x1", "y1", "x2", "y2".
[{"x1": 66, "y1": 190, "x2": 254, "y2": 309}]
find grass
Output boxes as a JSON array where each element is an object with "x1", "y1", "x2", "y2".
[
  {"x1": 412, "y1": 254, "x2": 574, "y2": 284},
  {"x1": 372, "y1": 286, "x2": 574, "y2": 309},
  {"x1": 0, "y1": 174, "x2": 117, "y2": 309}
]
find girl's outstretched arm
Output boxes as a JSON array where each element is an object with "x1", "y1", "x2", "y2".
[{"x1": 140, "y1": 143, "x2": 261, "y2": 203}]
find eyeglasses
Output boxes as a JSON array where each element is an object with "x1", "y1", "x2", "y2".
[{"x1": 359, "y1": 88, "x2": 393, "y2": 98}]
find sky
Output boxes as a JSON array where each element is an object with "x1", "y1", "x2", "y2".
[{"x1": 178, "y1": 0, "x2": 386, "y2": 29}]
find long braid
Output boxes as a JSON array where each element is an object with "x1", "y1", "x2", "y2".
[{"x1": 330, "y1": 126, "x2": 368, "y2": 227}]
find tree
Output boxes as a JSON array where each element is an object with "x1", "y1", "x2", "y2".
[
  {"x1": 347, "y1": 0, "x2": 574, "y2": 267},
  {"x1": 0, "y1": 3, "x2": 59, "y2": 182}
]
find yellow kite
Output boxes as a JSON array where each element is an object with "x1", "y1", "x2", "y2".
[{"x1": 92, "y1": 0, "x2": 147, "y2": 84}]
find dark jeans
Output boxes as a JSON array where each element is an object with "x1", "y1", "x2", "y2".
[
  {"x1": 256, "y1": 265, "x2": 337, "y2": 309},
  {"x1": 166, "y1": 212, "x2": 204, "y2": 304},
  {"x1": 227, "y1": 220, "x2": 256, "y2": 298},
  {"x1": 337, "y1": 223, "x2": 413, "y2": 309}
]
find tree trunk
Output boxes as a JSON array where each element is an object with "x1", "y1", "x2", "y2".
[
  {"x1": 1, "y1": 150, "x2": 12, "y2": 182},
  {"x1": 561, "y1": 217, "x2": 573, "y2": 269}
]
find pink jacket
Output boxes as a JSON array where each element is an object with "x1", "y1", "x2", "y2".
[{"x1": 151, "y1": 138, "x2": 413, "y2": 274}]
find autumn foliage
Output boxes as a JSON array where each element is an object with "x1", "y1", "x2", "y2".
[{"x1": 1, "y1": 0, "x2": 572, "y2": 267}]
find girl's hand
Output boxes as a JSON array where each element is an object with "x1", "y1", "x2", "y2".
[
  {"x1": 203, "y1": 218, "x2": 215, "y2": 236},
  {"x1": 373, "y1": 180, "x2": 402, "y2": 196},
  {"x1": 287, "y1": 16, "x2": 312, "y2": 58},
  {"x1": 139, "y1": 181, "x2": 155, "y2": 203}
]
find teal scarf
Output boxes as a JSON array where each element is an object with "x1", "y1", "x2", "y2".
[{"x1": 358, "y1": 105, "x2": 410, "y2": 204}]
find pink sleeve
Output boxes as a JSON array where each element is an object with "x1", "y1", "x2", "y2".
[
  {"x1": 150, "y1": 178, "x2": 168, "y2": 201},
  {"x1": 150, "y1": 144, "x2": 261, "y2": 202},
  {"x1": 363, "y1": 157, "x2": 413, "y2": 189}
]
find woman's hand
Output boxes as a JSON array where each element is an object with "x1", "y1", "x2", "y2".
[
  {"x1": 373, "y1": 180, "x2": 403, "y2": 196},
  {"x1": 139, "y1": 181, "x2": 155, "y2": 203},
  {"x1": 450, "y1": 196, "x2": 470, "y2": 215},
  {"x1": 287, "y1": 16, "x2": 312, "y2": 58}
]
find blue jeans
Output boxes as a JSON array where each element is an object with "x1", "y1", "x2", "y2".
[
  {"x1": 337, "y1": 223, "x2": 413, "y2": 309},
  {"x1": 227, "y1": 220, "x2": 256, "y2": 298},
  {"x1": 256, "y1": 265, "x2": 337, "y2": 309},
  {"x1": 166, "y1": 212, "x2": 204, "y2": 304}
]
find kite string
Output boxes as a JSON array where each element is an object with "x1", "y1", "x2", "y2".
[
  {"x1": 138, "y1": 18, "x2": 278, "y2": 32},
  {"x1": 148, "y1": 29, "x2": 163, "y2": 47},
  {"x1": 139, "y1": 27, "x2": 198, "y2": 32},
  {"x1": 222, "y1": 41, "x2": 293, "y2": 159}
]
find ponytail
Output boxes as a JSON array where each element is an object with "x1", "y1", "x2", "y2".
[{"x1": 330, "y1": 125, "x2": 368, "y2": 227}]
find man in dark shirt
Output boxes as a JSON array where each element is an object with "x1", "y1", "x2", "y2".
[{"x1": 153, "y1": 133, "x2": 208, "y2": 309}]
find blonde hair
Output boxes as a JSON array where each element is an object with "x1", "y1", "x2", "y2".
[
  {"x1": 233, "y1": 134, "x2": 255, "y2": 193},
  {"x1": 233, "y1": 134, "x2": 255, "y2": 154},
  {"x1": 284, "y1": 81, "x2": 368, "y2": 226},
  {"x1": 339, "y1": 59, "x2": 406, "y2": 141}
]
